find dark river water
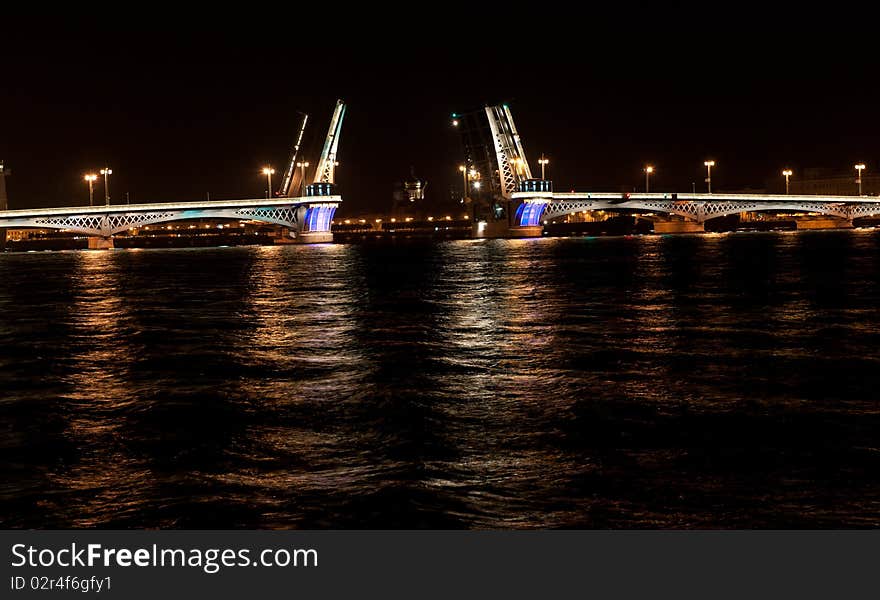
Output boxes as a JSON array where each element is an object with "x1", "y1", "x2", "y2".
[{"x1": 1, "y1": 231, "x2": 879, "y2": 528}]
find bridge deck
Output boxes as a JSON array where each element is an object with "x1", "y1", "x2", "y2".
[
  {"x1": 513, "y1": 191, "x2": 880, "y2": 204},
  {"x1": 510, "y1": 191, "x2": 880, "y2": 226},
  {"x1": 0, "y1": 196, "x2": 339, "y2": 220}
]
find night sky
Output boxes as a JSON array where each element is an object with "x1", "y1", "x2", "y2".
[{"x1": 2, "y1": 19, "x2": 876, "y2": 216}]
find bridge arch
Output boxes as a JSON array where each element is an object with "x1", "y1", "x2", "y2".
[
  {"x1": 0, "y1": 202, "x2": 339, "y2": 238},
  {"x1": 32, "y1": 208, "x2": 301, "y2": 237},
  {"x1": 539, "y1": 199, "x2": 855, "y2": 223}
]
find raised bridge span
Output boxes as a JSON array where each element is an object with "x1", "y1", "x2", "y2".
[
  {"x1": 452, "y1": 103, "x2": 880, "y2": 236},
  {"x1": 0, "y1": 99, "x2": 347, "y2": 246}
]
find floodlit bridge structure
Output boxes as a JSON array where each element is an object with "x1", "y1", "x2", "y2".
[
  {"x1": 453, "y1": 103, "x2": 879, "y2": 235},
  {"x1": 0, "y1": 195, "x2": 340, "y2": 248},
  {"x1": 513, "y1": 191, "x2": 880, "y2": 232},
  {"x1": 0, "y1": 100, "x2": 346, "y2": 247}
]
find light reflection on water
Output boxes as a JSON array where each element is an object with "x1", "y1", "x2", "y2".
[{"x1": 1, "y1": 231, "x2": 879, "y2": 528}]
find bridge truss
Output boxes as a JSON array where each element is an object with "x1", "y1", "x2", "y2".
[
  {"x1": 0, "y1": 197, "x2": 341, "y2": 237},
  {"x1": 512, "y1": 192, "x2": 880, "y2": 225}
]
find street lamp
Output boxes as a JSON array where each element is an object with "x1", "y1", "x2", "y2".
[
  {"x1": 262, "y1": 166, "x2": 275, "y2": 198},
  {"x1": 84, "y1": 173, "x2": 98, "y2": 206},
  {"x1": 511, "y1": 157, "x2": 525, "y2": 178},
  {"x1": 782, "y1": 169, "x2": 793, "y2": 195},
  {"x1": 855, "y1": 163, "x2": 866, "y2": 196},
  {"x1": 458, "y1": 165, "x2": 468, "y2": 201},
  {"x1": 296, "y1": 161, "x2": 310, "y2": 196},
  {"x1": 99, "y1": 167, "x2": 112, "y2": 205},
  {"x1": 538, "y1": 154, "x2": 549, "y2": 179},
  {"x1": 704, "y1": 160, "x2": 715, "y2": 193},
  {"x1": 644, "y1": 165, "x2": 654, "y2": 193},
  {"x1": 469, "y1": 168, "x2": 481, "y2": 192}
]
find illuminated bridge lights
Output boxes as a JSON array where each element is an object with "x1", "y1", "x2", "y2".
[
  {"x1": 305, "y1": 182, "x2": 336, "y2": 197},
  {"x1": 508, "y1": 191, "x2": 880, "y2": 224},
  {"x1": 516, "y1": 200, "x2": 549, "y2": 227},
  {"x1": 304, "y1": 204, "x2": 338, "y2": 232},
  {"x1": 0, "y1": 196, "x2": 343, "y2": 239}
]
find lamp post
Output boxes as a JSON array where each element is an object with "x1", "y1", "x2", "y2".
[
  {"x1": 296, "y1": 161, "x2": 310, "y2": 196},
  {"x1": 704, "y1": 160, "x2": 715, "y2": 193},
  {"x1": 782, "y1": 169, "x2": 793, "y2": 195},
  {"x1": 262, "y1": 167, "x2": 275, "y2": 199},
  {"x1": 84, "y1": 173, "x2": 97, "y2": 206},
  {"x1": 855, "y1": 163, "x2": 866, "y2": 196},
  {"x1": 458, "y1": 165, "x2": 468, "y2": 201},
  {"x1": 538, "y1": 154, "x2": 549, "y2": 179},
  {"x1": 511, "y1": 157, "x2": 525, "y2": 179},
  {"x1": 469, "y1": 168, "x2": 480, "y2": 192},
  {"x1": 100, "y1": 167, "x2": 112, "y2": 205},
  {"x1": 645, "y1": 165, "x2": 654, "y2": 193}
]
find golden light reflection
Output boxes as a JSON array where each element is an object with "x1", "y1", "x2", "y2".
[
  {"x1": 216, "y1": 245, "x2": 372, "y2": 499},
  {"x1": 427, "y1": 239, "x2": 587, "y2": 526},
  {"x1": 52, "y1": 250, "x2": 148, "y2": 524}
]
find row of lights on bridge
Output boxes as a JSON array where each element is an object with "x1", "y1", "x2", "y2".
[
  {"x1": 80, "y1": 159, "x2": 871, "y2": 206},
  {"x1": 456, "y1": 157, "x2": 870, "y2": 197},
  {"x1": 457, "y1": 155, "x2": 551, "y2": 196},
  {"x1": 665, "y1": 162, "x2": 868, "y2": 195},
  {"x1": 618, "y1": 161, "x2": 866, "y2": 195},
  {"x1": 261, "y1": 161, "x2": 338, "y2": 198},
  {"x1": 454, "y1": 114, "x2": 868, "y2": 196},
  {"x1": 81, "y1": 162, "x2": 342, "y2": 206},
  {"x1": 82, "y1": 168, "x2": 112, "y2": 207}
]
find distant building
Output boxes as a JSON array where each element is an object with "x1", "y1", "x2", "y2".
[
  {"x1": 448, "y1": 185, "x2": 461, "y2": 204},
  {"x1": 403, "y1": 168, "x2": 427, "y2": 202},
  {"x1": 392, "y1": 168, "x2": 428, "y2": 218}
]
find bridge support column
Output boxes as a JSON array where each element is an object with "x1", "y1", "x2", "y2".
[
  {"x1": 795, "y1": 217, "x2": 853, "y2": 230},
  {"x1": 473, "y1": 220, "x2": 542, "y2": 239},
  {"x1": 271, "y1": 203, "x2": 336, "y2": 244},
  {"x1": 87, "y1": 236, "x2": 114, "y2": 249},
  {"x1": 653, "y1": 220, "x2": 705, "y2": 234},
  {"x1": 289, "y1": 230, "x2": 334, "y2": 244},
  {"x1": 272, "y1": 228, "x2": 334, "y2": 245},
  {"x1": 507, "y1": 225, "x2": 543, "y2": 238}
]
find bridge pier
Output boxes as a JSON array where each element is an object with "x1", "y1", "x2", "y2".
[
  {"x1": 473, "y1": 220, "x2": 543, "y2": 239},
  {"x1": 296, "y1": 231, "x2": 334, "y2": 243},
  {"x1": 507, "y1": 225, "x2": 543, "y2": 238},
  {"x1": 795, "y1": 217, "x2": 853, "y2": 230},
  {"x1": 272, "y1": 202, "x2": 338, "y2": 244},
  {"x1": 652, "y1": 220, "x2": 705, "y2": 234},
  {"x1": 274, "y1": 230, "x2": 334, "y2": 244},
  {"x1": 87, "y1": 237, "x2": 115, "y2": 249}
]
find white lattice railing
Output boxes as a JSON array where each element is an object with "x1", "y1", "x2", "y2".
[{"x1": 541, "y1": 199, "x2": 859, "y2": 223}]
